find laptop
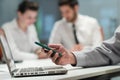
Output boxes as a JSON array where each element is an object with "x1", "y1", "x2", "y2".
[{"x1": 0, "y1": 35, "x2": 67, "y2": 77}]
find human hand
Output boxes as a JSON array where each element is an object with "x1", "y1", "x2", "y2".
[
  {"x1": 71, "y1": 44, "x2": 84, "y2": 52},
  {"x1": 46, "y1": 44, "x2": 76, "y2": 65}
]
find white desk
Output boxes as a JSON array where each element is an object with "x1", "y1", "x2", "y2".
[{"x1": 1, "y1": 59, "x2": 120, "y2": 80}]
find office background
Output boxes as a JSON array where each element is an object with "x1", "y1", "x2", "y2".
[{"x1": 0, "y1": 0, "x2": 120, "y2": 44}]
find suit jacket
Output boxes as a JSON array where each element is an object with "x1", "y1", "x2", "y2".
[{"x1": 73, "y1": 26, "x2": 120, "y2": 67}]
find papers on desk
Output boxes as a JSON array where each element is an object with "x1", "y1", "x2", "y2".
[{"x1": 0, "y1": 64, "x2": 9, "y2": 72}]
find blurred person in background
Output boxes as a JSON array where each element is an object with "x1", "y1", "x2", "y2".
[
  {"x1": 0, "y1": 29, "x2": 4, "y2": 61},
  {"x1": 49, "y1": 0, "x2": 103, "y2": 52},
  {"x1": 1, "y1": 1, "x2": 47, "y2": 61},
  {"x1": 45, "y1": 25, "x2": 120, "y2": 67}
]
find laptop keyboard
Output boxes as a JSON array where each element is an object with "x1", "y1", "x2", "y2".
[
  {"x1": 19, "y1": 67, "x2": 43, "y2": 73},
  {"x1": 44, "y1": 66, "x2": 63, "y2": 70},
  {"x1": 12, "y1": 66, "x2": 67, "y2": 76}
]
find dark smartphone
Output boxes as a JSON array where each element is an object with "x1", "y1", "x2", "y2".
[{"x1": 35, "y1": 42, "x2": 62, "y2": 57}]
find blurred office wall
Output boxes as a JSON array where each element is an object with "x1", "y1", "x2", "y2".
[
  {"x1": 0, "y1": 0, "x2": 23, "y2": 26},
  {"x1": 79, "y1": 0, "x2": 119, "y2": 39},
  {"x1": 0, "y1": 0, "x2": 120, "y2": 44},
  {"x1": 35, "y1": 0, "x2": 60, "y2": 43}
]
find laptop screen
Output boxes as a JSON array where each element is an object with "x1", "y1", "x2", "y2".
[{"x1": 0, "y1": 35, "x2": 16, "y2": 73}]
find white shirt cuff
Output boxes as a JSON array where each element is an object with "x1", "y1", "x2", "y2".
[{"x1": 72, "y1": 51, "x2": 87, "y2": 67}]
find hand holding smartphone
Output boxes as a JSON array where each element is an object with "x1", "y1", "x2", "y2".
[{"x1": 35, "y1": 42, "x2": 62, "y2": 57}]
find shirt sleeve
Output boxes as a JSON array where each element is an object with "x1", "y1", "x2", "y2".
[
  {"x1": 2, "y1": 26, "x2": 38, "y2": 61},
  {"x1": 49, "y1": 22, "x2": 62, "y2": 44},
  {"x1": 83, "y1": 20, "x2": 103, "y2": 50},
  {"x1": 92, "y1": 20, "x2": 103, "y2": 48},
  {"x1": 29, "y1": 25, "x2": 41, "y2": 52},
  {"x1": 73, "y1": 26, "x2": 120, "y2": 67}
]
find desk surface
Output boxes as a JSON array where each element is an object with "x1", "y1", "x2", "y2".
[{"x1": 0, "y1": 59, "x2": 120, "y2": 80}]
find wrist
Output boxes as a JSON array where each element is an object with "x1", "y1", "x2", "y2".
[{"x1": 69, "y1": 52, "x2": 76, "y2": 65}]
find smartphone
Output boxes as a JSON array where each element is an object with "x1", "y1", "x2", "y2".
[{"x1": 35, "y1": 42, "x2": 62, "y2": 57}]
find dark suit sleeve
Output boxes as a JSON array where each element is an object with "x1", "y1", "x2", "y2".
[{"x1": 73, "y1": 32, "x2": 120, "y2": 67}]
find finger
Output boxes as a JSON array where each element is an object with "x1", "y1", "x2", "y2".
[
  {"x1": 47, "y1": 50, "x2": 53, "y2": 58},
  {"x1": 41, "y1": 48, "x2": 45, "y2": 52},
  {"x1": 55, "y1": 59, "x2": 60, "y2": 65},
  {"x1": 57, "y1": 46, "x2": 63, "y2": 52},
  {"x1": 42, "y1": 48, "x2": 49, "y2": 53},
  {"x1": 51, "y1": 57, "x2": 58, "y2": 65},
  {"x1": 38, "y1": 53, "x2": 47, "y2": 59},
  {"x1": 55, "y1": 53, "x2": 66, "y2": 65},
  {"x1": 52, "y1": 53, "x2": 59, "y2": 62},
  {"x1": 48, "y1": 44, "x2": 61, "y2": 49},
  {"x1": 44, "y1": 49, "x2": 49, "y2": 53},
  {"x1": 42, "y1": 48, "x2": 46, "y2": 52}
]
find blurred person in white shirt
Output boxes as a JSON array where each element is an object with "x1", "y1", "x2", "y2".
[
  {"x1": 49, "y1": 0, "x2": 103, "y2": 51},
  {"x1": 2, "y1": 1, "x2": 47, "y2": 61}
]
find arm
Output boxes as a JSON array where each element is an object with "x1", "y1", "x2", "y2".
[
  {"x1": 46, "y1": 26, "x2": 120, "y2": 67},
  {"x1": 28, "y1": 25, "x2": 41, "y2": 52},
  {"x1": 91, "y1": 21, "x2": 103, "y2": 48},
  {"x1": 73, "y1": 27, "x2": 120, "y2": 67},
  {"x1": 2, "y1": 27, "x2": 38, "y2": 61},
  {"x1": 49, "y1": 22, "x2": 62, "y2": 44},
  {"x1": 83, "y1": 20, "x2": 103, "y2": 50},
  {"x1": 29, "y1": 25, "x2": 48, "y2": 59}
]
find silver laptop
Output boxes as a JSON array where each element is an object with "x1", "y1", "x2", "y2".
[{"x1": 0, "y1": 35, "x2": 67, "y2": 77}]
